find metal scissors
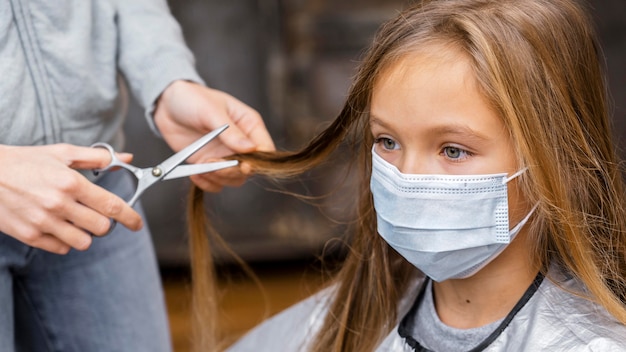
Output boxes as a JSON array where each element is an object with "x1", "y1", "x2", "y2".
[{"x1": 91, "y1": 124, "x2": 238, "y2": 207}]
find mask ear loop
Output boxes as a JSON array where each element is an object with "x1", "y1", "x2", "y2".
[
  {"x1": 503, "y1": 167, "x2": 538, "y2": 236},
  {"x1": 503, "y1": 167, "x2": 528, "y2": 184},
  {"x1": 509, "y1": 203, "x2": 539, "y2": 234}
]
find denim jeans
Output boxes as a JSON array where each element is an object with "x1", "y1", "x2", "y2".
[{"x1": 0, "y1": 171, "x2": 172, "y2": 352}]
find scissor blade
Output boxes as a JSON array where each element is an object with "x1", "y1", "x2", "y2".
[
  {"x1": 158, "y1": 124, "x2": 230, "y2": 177},
  {"x1": 162, "y1": 160, "x2": 239, "y2": 180}
]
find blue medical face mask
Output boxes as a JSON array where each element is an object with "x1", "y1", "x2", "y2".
[{"x1": 370, "y1": 148, "x2": 535, "y2": 282}]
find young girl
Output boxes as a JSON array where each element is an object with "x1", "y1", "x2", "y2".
[{"x1": 189, "y1": 0, "x2": 626, "y2": 350}]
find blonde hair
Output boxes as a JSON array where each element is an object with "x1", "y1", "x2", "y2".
[{"x1": 188, "y1": 0, "x2": 626, "y2": 350}]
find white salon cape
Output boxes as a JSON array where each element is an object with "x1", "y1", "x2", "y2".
[{"x1": 228, "y1": 266, "x2": 626, "y2": 351}]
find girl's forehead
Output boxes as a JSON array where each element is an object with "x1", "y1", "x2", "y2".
[
  {"x1": 374, "y1": 43, "x2": 475, "y2": 89},
  {"x1": 373, "y1": 46, "x2": 478, "y2": 100}
]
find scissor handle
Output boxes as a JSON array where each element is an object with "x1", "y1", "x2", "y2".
[
  {"x1": 90, "y1": 143, "x2": 146, "y2": 235},
  {"x1": 91, "y1": 142, "x2": 151, "y2": 207},
  {"x1": 91, "y1": 143, "x2": 144, "y2": 178}
]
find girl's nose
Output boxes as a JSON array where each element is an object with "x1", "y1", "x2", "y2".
[{"x1": 397, "y1": 154, "x2": 429, "y2": 175}]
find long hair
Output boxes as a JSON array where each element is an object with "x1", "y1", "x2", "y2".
[{"x1": 188, "y1": 0, "x2": 626, "y2": 350}]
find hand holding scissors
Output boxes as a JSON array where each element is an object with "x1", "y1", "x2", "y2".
[{"x1": 92, "y1": 124, "x2": 238, "y2": 232}]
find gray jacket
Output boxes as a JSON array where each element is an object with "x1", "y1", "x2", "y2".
[
  {"x1": 230, "y1": 267, "x2": 626, "y2": 351},
  {"x1": 1, "y1": 0, "x2": 203, "y2": 149}
]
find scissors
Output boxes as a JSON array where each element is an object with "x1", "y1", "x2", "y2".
[{"x1": 91, "y1": 124, "x2": 238, "y2": 208}]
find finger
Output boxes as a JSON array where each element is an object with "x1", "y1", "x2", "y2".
[
  {"x1": 6, "y1": 218, "x2": 75, "y2": 254},
  {"x1": 51, "y1": 144, "x2": 134, "y2": 170},
  {"x1": 28, "y1": 233, "x2": 73, "y2": 255},
  {"x1": 224, "y1": 95, "x2": 276, "y2": 152},
  {"x1": 209, "y1": 97, "x2": 271, "y2": 152},
  {"x1": 38, "y1": 219, "x2": 94, "y2": 251},
  {"x1": 215, "y1": 120, "x2": 258, "y2": 153},
  {"x1": 75, "y1": 182, "x2": 143, "y2": 231},
  {"x1": 191, "y1": 171, "x2": 247, "y2": 190},
  {"x1": 247, "y1": 128, "x2": 275, "y2": 152},
  {"x1": 206, "y1": 168, "x2": 248, "y2": 186},
  {"x1": 237, "y1": 114, "x2": 276, "y2": 152},
  {"x1": 190, "y1": 175, "x2": 224, "y2": 193},
  {"x1": 64, "y1": 200, "x2": 118, "y2": 237}
]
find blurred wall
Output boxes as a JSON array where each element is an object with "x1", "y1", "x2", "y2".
[
  {"x1": 123, "y1": 0, "x2": 626, "y2": 267},
  {"x1": 592, "y1": 0, "x2": 626, "y2": 154}
]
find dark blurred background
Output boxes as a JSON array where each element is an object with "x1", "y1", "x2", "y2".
[{"x1": 123, "y1": 0, "x2": 626, "y2": 269}]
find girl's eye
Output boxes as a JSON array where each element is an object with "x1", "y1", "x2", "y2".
[
  {"x1": 375, "y1": 137, "x2": 400, "y2": 151},
  {"x1": 442, "y1": 146, "x2": 471, "y2": 161}
]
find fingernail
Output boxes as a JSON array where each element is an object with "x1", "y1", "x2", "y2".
[
  {"x1": 77, "y1": 236, "x2": 93, "y2": 251},
  {"x1": 135, "y1": 218, "x2": 144, "y2": 231},
  {"x1": 240, "y1": 162, "x2": 252, "y2": 175}
]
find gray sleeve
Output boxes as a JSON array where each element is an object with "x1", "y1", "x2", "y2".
[{"x1": 114, "y1": 0, "x2": 205, "y2": 132}]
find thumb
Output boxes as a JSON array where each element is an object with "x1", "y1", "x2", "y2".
[{"x1": 59, "y1": 145, "x2": 133, "y2": 170}]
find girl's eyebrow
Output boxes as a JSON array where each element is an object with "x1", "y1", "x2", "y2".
[
  {"x1": 369, "y1": 116, "x2": 388, "y2": 128},
  {"x1": 370, "y1": 116, "x2": 490, "y2": 142},
  {"x1": 429, "y1": 124, "x2": 490, "y2": 142}
]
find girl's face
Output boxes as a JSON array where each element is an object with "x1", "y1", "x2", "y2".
[{"x1": 370, "y1": 49, "x2": 529, "y2": 233}]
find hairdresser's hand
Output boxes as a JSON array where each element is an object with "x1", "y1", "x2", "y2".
[
  {"x1": 154, "y1": 80, "x2": 275, "y2": 192},
  {"x1": 0, "y1": 144, "x2": 143, "y2": 254}
]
